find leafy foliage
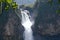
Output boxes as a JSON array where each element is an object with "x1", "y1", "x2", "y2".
[
  {"x1": 6, "y1": 0, "x2": 12, "y2": 4},
  {"x1": 0, "y1": 0, "x2": 5, "y2": 2},
  {"x1": 0, "y1": 0, "x2": 18, "y2": 15},
  {"x1": 5, "y1": 5, "x2": 9, "y2": 11},
  {"x1": 56, "y1": 9, "x2": 60, "y2": 14},
  {"x1": 58, "y1": 0, "x2": 60, "y2": 4},
  {"x1": 12, "y1": 2, "x2": 18, "y2": 9}
]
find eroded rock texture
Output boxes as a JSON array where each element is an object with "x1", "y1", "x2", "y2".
[
  {"x1": 0, "y1": 9, "x2": 24, "y2": 40},
  {"x1": 33, "y1": 0, "x2": 60, "y2": 36}
]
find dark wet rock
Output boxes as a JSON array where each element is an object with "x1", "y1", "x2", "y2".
[
  {"x1": 32, "y1": 0, "x2": 60, "y2": 36},
  {"x1": 0, "y1": 9, "x2": 24, "y2": 40}
]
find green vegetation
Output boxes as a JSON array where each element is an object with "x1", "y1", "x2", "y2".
[
  {"x1": 0, "y1": 0, "x2": 18, "y2": 15},
  {"x1": 6, "y1": 0, "x2": 12, "y2": 4},
  {"x1": 12, "y1": 2, "x2": 18, "y2": 9},
  {"x1": 56, "y1": 9, "x2": 60, "y2": 15},
  {"x1": 58, "y1": 0, "x2": 60, "y2": 4},
  {"x1": 48, "y1": 0, "x2": 60, "y2": 15}
]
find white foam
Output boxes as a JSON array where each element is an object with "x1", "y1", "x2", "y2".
[{"x1": 21, "y1": 9, "x2": 34, "y2": 40}]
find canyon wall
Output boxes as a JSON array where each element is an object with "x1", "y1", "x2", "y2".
[{"x1": 33, "y1": 0, "x2": 60, "y2": 36}]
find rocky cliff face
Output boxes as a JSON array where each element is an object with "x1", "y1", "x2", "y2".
[
  {"x1": 33, "y1": 0, "x2": 60, "y2": 36},
  {"x1": 0, "y1": 9, "x2": 24, "y2": 40}
]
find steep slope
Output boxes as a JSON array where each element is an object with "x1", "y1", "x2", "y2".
[
  {"x1": 33, "y1": 0, "x2": 60, "y2": 36},
  {"x1": 0, "y1": 8, "x2": 24, "y2": 40}
]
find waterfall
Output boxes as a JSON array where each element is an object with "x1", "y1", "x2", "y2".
[{"x1": 21, "y1": 9, "x2": 34, "y2": 40}]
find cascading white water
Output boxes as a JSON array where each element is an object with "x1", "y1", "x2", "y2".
[{"x1": 21, "y1": 9, "x2": 34, "y2": 40}]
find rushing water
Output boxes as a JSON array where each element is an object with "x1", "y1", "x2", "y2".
[{"x1": 21, "y1": 9, "x2": 34, "y2": 40}]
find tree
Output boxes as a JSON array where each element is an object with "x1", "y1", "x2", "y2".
[{"x1": 0, "y1": 0, "x2": 18, "y2": 15}]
